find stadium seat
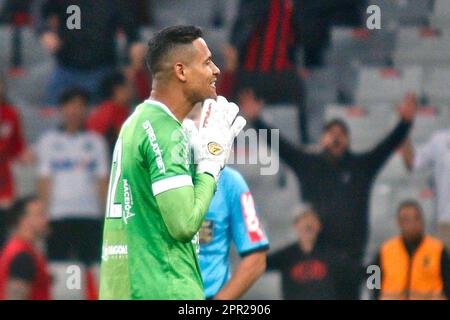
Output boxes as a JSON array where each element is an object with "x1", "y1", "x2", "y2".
[
  {"x1": 367, "y1": 182, "x2": 396, "y2": 258},
  {"x1": 0, "y1": 26, "x2": 51, "y2": 70},
  {"x1": 410, "y1": 107, "x2": 448, "y2": 144},
  {"x1": 430, "y1": 0, "x2": 450, "y2": 28},
  {"x1": 304, "y1": 67, "x2": 339, "y2": 142},
  {"x1": 6, "y1": 61, "x2": 54, "y2": 108},
  {"x1": 261, "y1": 104, "x2": 300, "y2": 147},
  {"x1": 151, "y1": 0, "x2": 224, "y2": 28},
  {"x1": 354, "y1": 66, "x2": 423, "y2": 105},
  {"x1": 12, "y1": 161, "x2": 37, "y2": 198},
  {"x1": 370, "y1": 0, "x2": 433, "y2": 27},
  {"x1": 325, "y1": 27, "x2": 395, "y2": 68},
  {"x1": 423, "y1": 67, "x2": 450, "y2": 105},
  {"x1": 394, "y1": 27, "x2": 450, "y2": 66},
  {"x1": 0, "y1": 26, "x2": 12, "y2": 71}
]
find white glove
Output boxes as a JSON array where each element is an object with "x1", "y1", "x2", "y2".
[{"x1": 183, "y1": 96, "x2": 246, "y2": 181}]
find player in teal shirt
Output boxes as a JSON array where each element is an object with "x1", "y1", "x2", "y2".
[{"x1": 199, "y1": 167, "x2": 269, "y2": 299}]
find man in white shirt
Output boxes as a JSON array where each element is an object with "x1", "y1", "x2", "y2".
[
  {"x1": 35, "y1": 88, "x2": 109, "y2": 267},
  {"x1": 402, "y1": 129, "x2": 450, "y2": 249}
]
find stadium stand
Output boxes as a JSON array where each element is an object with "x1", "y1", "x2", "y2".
[
  {"x1": 0, "y1": 0, "x2": 447, "y2": 300},
  {"x1": 355, "y1": 66, "x2": 423, "y2": 105},
  {"x1": 430, "y1": 0, "x2": 450, "y2": 29}
]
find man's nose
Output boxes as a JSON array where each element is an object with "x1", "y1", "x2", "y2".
[{"x1": 213, "y1": 63, "x2": 221, "y2": 76}]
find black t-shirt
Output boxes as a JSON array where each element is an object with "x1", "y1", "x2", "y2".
[
  {"x1": 267, "y1": 242, "x2": 341, "y2": 300},
  {"x1": 9, "y1": 252, "x2": 36, "y2": 282},
  {"x1": 255, "y1": 118, "x2": 411, "y2": 256}
]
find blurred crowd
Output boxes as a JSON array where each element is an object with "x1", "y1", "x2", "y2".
[{"x1": 0, "y1": 0, "x2": 449, "y2": 300}]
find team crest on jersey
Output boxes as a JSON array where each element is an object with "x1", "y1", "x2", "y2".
[
  {"x1": 207, "y1": 142, "x2": 223, "y2": 156},
  {"x1": 241, "y1": 192, "x2": 265, "y2": 243}
]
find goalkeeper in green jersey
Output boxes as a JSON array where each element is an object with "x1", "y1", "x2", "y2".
[{"x1": 99, "y1": 25, "x2": 246, "y2": 300}]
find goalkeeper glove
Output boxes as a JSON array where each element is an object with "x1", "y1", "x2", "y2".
[{"x1": 183, "y1": 96, "x2": 246, "y2": 181}]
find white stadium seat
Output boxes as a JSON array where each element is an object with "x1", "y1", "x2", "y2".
[
  {"x1": 430, "y1": 0, "x2": 450, "y2": 28},
  {"x1": 394, "y1": 27, "x2": 450, "y2": 66},
  {"x1": 423, "y1": 67, "x2": 450, "y2": 105},
  {"x1": 355, "y1": 66, "x2": 423, "y2": 105}
]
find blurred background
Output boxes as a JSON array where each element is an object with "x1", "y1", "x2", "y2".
[{"x1": 0, "y1": 0, "x2": 449, "y2": 300}]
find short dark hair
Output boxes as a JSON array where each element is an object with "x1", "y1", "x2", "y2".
[
  {"x1": 397, "y1": 199, "x2": 423, "y2": 218},
  {"x1": 146, "y1": 25, "x2": 203, "y2": 75},
  {"x1": 7, "y1": 195, "x2": 39, "y2": 228},
  {"x1": 58, "y1": 87, "x2": 90, "y2": 106},
  {"x1": 100, "y1": 71, "x2": 127, "y2": 100},
  {"x1": 323, "y1": 118, "x2": 349, "y2": 136}
]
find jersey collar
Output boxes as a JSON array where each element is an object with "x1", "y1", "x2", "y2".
[{"x1": 144, "y1": 99, "x2": 181, "y2": 124}]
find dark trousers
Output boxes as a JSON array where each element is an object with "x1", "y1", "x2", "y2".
[
  {"x1": 235, "y1": 69, "x2": 309, "y2": 144},
  {"x1": 11, "y1": 26, "x2": 23, "y2": 68},
  {"x1": 47, "y1": 218, "x2": 103, "y2": 266},
  {"x1": 0, "y1": 208, "x2": 8, "y2": 250},
  {"x1": 334, "y1": 251, "x2": 364, "y2": 300}
]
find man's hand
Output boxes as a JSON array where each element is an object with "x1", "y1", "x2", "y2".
[
  {"x1": 400, "y1": 137, "x2": 415, "y2": 171},
  {"x1": 239, "y1": 89, "x2": 264, "y2": 122},
  {"x1": 398, "y1": 92, "x2": 417, "y2": 122},
  {"x1": 320, "y1": 131, "x2": 334, "y2": 151},
  {"x1": 40, "y1": 31, "x2": 61, "y2": 53},
  {"x1": 183, "y1": 96, "x2": 246, "y2": 181}
]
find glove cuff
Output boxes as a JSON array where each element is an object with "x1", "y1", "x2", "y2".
[{"x1": 196, "y1": 160, "x2": 222, "y2": 182}]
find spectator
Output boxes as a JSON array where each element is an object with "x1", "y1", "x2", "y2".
[
  {"x1": 0, "y1": 77, "x2": 28, "y2": 248},
  {"x1": 35, "y1": 88, "x2": 109, "y2": 269},
  {"x1": 371, "y1": 200, "x2": 450, "y2": 300},
  {"x1": 124, "y1": 43, "x2": 151, "y2": 103},
  {"x1": 0, "y1": 196, "x2": 51, "y2": 300},
  {"x1": 220, "y1": 0, "x2": 309, "y2": 143},
  {"x1": 0, "y1": 0, "x2": 33, "y2": 76},
  {"x1": 267, "y1": 205, "x2": 351, "y2": 300},
  {"x1": 86, "y1": 71, "x2": 132, "y2": 153},
  {"x1": 401, "y1": 125, "x2": 450, "y2": 249},
  {"x1": 298, "y1": 0, "x2": 366, "y2": 68},
  {"x1": 199, "y1": 166, "x2": 269, "y2": 300},
  {"x1": 39, "y1": 0, "x2": 140, "y2": 105},
  {"x1": 242, "y1": 93, "x2": 417, "y2": 299}
]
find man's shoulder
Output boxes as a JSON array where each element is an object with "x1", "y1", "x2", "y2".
[
  {"x1": 128, "y1": 101, "x2": 181, "y2": 133},
  {"x1": 220, "y1": 167, "x2": 247, "y2": 186}
]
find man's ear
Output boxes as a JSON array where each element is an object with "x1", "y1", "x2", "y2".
[{"x1": 174, "y1": 62, "x2": 187, "y2": 82}]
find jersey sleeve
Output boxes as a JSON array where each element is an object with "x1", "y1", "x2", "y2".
[
  {"x1": 414, "y1": 134, "x2": 439, "y2": 171},
  {"x1": 228, "y1": 170, "x2": 269, "y2": 256},
  {"x1": 141, "y1": 117, "x2": 193, "y2": 196}
]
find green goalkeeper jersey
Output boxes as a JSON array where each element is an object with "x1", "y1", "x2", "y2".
[{"x1": 99, "y1": 99, "x2": 204, "y2": 300}]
